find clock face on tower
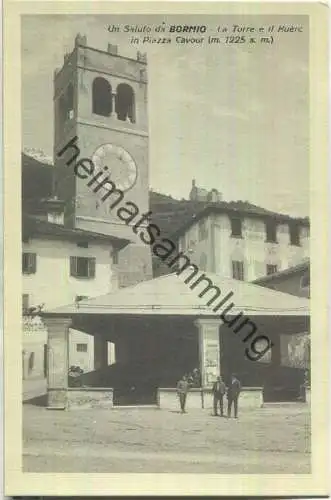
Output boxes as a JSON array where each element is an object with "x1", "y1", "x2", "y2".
[{"x1": 92, "y1": 143, "x2": 138, "y2": 192}]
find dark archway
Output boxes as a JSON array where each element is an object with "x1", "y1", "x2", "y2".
[
  {"x1": 92, "y1": 77, "x2": 112, "y2": 117},
  {"x1": 115, "y1": 83, "x2": 135, "y2": 122}
]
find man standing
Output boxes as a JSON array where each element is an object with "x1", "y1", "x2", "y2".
[
  {"x1": 212, "y1": 376, "x2": 226, "y2": 416},
  {"x1": 227, "y1": 374, "x2": 241, "y2": 418},
  {"x1": 176, "y1": 375, "x2": 190, "y2": 413}
]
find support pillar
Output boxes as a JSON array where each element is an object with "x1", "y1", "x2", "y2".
[
  {"x1": 22, "y1": 349, "x2": 30, "y2": 380},
  {"x1": 94, "y1": 335, "x2": 108, "y2": 371},
  {"x1": 44, "y1": 317, "x2": 71, "y2": 409},
  {"x1": 194, "y1": 318, "x2": 222, "y2": 388},
  {"x1": 271, "y1": 334, "x2": 281, "y2": 368}
]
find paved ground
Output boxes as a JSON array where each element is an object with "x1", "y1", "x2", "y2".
[
  {"x1": 23, "y1": 403, "x2": 311, "y2": 473},
  {"x1": 23, "y1": 378, "x2": 47, "y2": 402}
]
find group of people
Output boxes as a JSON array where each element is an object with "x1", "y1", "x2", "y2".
[{"x1": 176, "y1": 373, "x2": 241, "y2": 418}]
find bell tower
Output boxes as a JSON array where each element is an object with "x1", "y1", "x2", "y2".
[{"x1": 53, "y1": 34, "x2": 152, "y2": 286}]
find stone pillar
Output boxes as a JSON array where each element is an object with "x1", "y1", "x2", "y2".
[
  {"x1": 22, "y1": 350, "x2": 30, "y2": 380},
  {"x1": 195, "y1": 319, "x2": 221, "y2": 388},
  {"x1": 271, "y1": 334, "x2": 281, "y2": 367},
  {"x1": 94, "y1": 335, "x2": 108, "y2": 371},
  {"x1": 111, "y1": 93, "x2": 116, "y2": 117},
  {"x1": 44, "y1": 317, "x2": 71, "y2": 409}
]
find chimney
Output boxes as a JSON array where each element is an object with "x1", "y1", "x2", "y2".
[
  {"x1": 75, "y1": 33, "x2": 87, "y2": 47},
  {"x1": 107, "y1": 43, "x2": 118, "y2": 55},
  {"x1": 189, "y1": 179, "x2": 198, "y2": 201}
]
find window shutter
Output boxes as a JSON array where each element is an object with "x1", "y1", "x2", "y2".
[
  {"x1": 70, "y1": 256, "x2": 77, "y2": 277},
  {"x1": 88, "y1": 258, "x2": 96, "y2": 278},
  {"x1": 30, "y1": 253, "x2": 37, "y2": 273},
  {"x1": 232, "y1": 260, "x2": 244, "y2": 281}
]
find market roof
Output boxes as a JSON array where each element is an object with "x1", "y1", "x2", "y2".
[
  {"x1": 43, "y1": 271, "x2": 310, "y2": 317},
  {"x1": 22, "y1": 214, "x2": 131, "y2": 250}
]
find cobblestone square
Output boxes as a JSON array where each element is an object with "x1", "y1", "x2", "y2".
[{"x1": 23, "y1": 402, "x2": 310, "y2": 473}]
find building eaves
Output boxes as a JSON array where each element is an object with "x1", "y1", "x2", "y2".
[
  {"x1": 169, "y1": 203, "x2": 310, "y2": 241},
  {"x1": 22, "y1": 214, "x2": 131, "y2": 250}
]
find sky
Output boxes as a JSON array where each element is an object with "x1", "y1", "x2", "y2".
[{"x1": 22, "y1": 14, "x2": 309, "y2": 216}]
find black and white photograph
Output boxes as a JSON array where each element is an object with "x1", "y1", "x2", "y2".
[{"x1": 3, "y1": 2, "x2": 329, "y2": 496}]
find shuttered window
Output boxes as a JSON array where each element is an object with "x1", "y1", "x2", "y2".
[
  {"x1": 232, "y1": 260, "x2": 244, "y2": 281},
  {"x1": 266, "y1": 264, "x2": 278, "y2": 275},
  {"x1": 265, "y1": 221, "x2": 278, "y2": 243},
  {"x1": 76, "y1": 343, "x2": 88, "y2": 352},
  {"x1": 230, "y1": 217, "x2": 242, "y2": 238},
  {"x1": 289, "y1": 224, "x2": 301, "y2": 246},
  {"x1": 198, "y1": 219, "x2": 208, "y2": 241},
  {"x1": 70, "y1": 257, "x2": 96, "y2": 279},
  {"x1": 22, "y1": 253, "x2": 37, "y2": 274}
]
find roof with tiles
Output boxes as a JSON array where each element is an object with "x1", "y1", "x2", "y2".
[
  {"x1": 253, "y1": 260, "x2": 310, "y2": 285},
  {"x1": 22, "y1": 213, "x2": 130, "y2": 250},
  {"x1": 149, "y1": 191, "x2": 309, "y2": 243},
  {"x1": 43, "y1": 271, "x2": 310, "y2": 317}
]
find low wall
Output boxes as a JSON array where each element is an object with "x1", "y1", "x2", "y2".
[
  {"x1": 67, "y1": 388, "x2": 114, "y2": 409},
  {"x1": 158, "y1": 387, "x2": 263, "y2": 411},
  {"x1": 64, "y1": 387, "x2": 309, "y2": 410}
]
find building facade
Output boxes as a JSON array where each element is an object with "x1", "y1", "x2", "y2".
[
  {"x1": 253, "y1": 260, "x2": 310, "y2": 298},
  {"x1": 253, "y1": 261, "x2": 310, "y2": 379},
  {"x1": 22, "y1": 213, "x2": 130, "y2": 378},
  {"x1": 177, "y1": 207, "x2": 309, "y2": 282},
  {"x1": 22, "y1": 34, "x2": 155, "y2": 383}
]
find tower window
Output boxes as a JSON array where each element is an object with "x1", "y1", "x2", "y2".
[
  {"x1": 115, "y1": 83, "x2": 135, "y2": 123},
  {"x1": 58, "y1": 83, "x2": 74, "y2": 127},
  {"x1": 59, "y1": 94, "x2": 67, "y2": 124},
  {"x1": 92, "y1": 77, "x2": 112, "y2": 117},
  {"x1": 67, "y1": 83, "x2": 74, "y2": 119}
]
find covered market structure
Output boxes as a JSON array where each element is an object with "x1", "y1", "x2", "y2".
[{"x1": 41, "y1": 271, "x2": 310, "y2": 410}]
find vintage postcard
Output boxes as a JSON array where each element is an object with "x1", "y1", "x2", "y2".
[{"x1": 3, "y1": 1, "x2": 329, "y2": 496}]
